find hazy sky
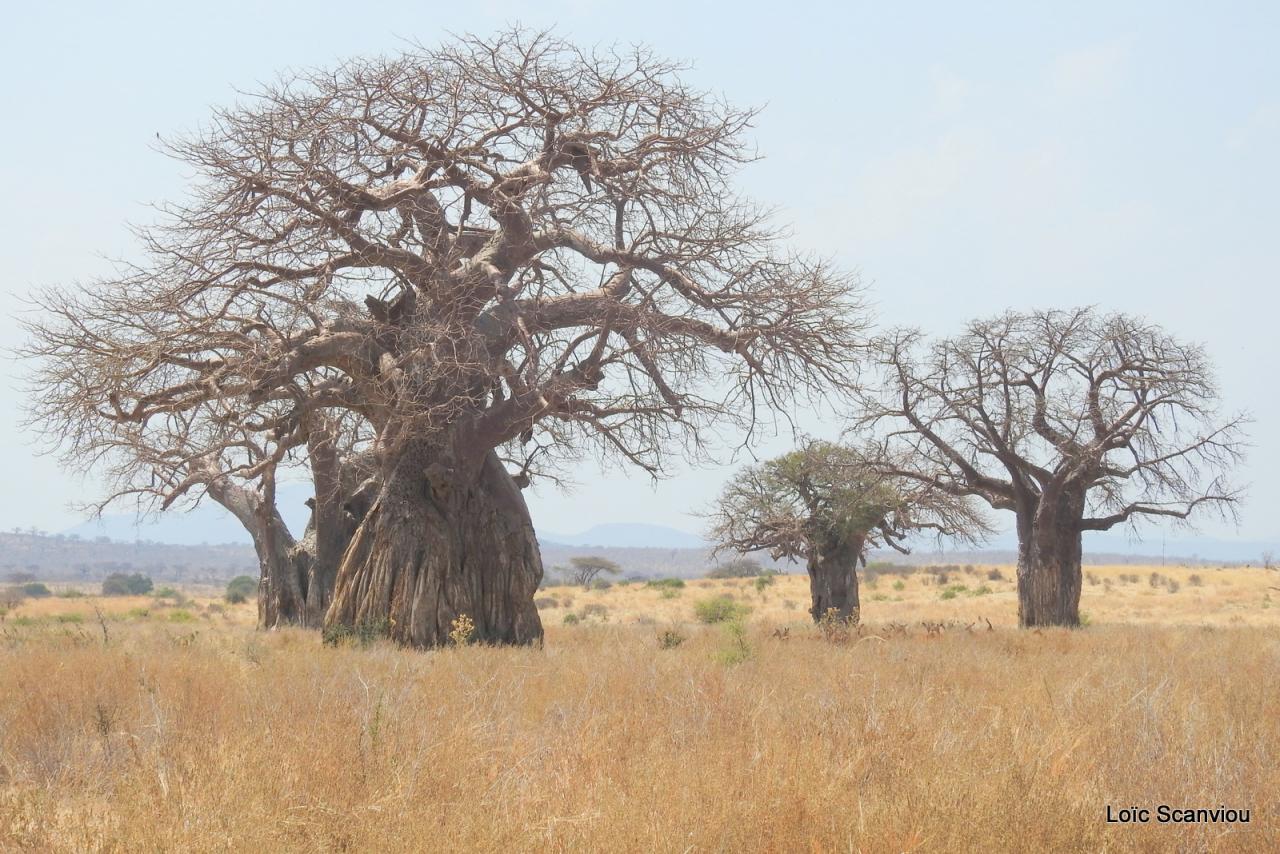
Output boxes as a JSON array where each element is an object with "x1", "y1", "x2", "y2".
[{"x1": 1, "y1": 2, "x2": 1276, "y2": 543}]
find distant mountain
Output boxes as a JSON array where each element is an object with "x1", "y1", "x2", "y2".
[
  {"x1": 61, "y1": 482, "x2": 314, "y2": 546},
  {"x1": 537, "y1": 522, "x2": 707, "y2": 549},
  {"x1": 60, "y1": 494, "x2": 1275, "y2": 567}
]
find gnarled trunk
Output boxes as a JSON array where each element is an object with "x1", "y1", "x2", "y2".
[
  {"x1": 205, "y1": 475, "x2": 306, "y2": 628},
  {"x1": 292, "y1": 427, "x2": 376, "y2": 626},
  {"x1": 325, "y1": 443, "x2": 543, "y2": 647},
  {"x1": 1015, "y1": 489, "x2": 1084, "y2": 628},
  {"x1": 807, "y1": 535, "x2": 862, "y2": 624}
]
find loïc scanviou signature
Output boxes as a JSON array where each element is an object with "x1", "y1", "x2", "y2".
[{"x1": 1106, "y1": 805, "x2": 1250, "y2": 824}]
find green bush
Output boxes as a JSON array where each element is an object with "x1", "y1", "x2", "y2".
[
  {"x1": 714, "y1": 618, "x2": 752, "y2": 665},
  {"x1": 694, "y1": 596, "x2": 751, "y2": 624},
  {"x1": 57, "y1": 588, "x2": 85, "y2": 598},
  {"x1": 656, "y1": 628, "x2": 686, "y2": 649},
  {"x1": 55, "y1": 613, "x2": 84, "y2": 624},
  {"x1": 892, "y1": 580, "x2": 906, "y2": 591},
  {"x1": 168, "y1": 610, "x2": 196, "y2": 623},
  {"x1": 224, "y1": 575, "x2": 257, "y2": 604},
  {"x1": 562, "y1": 612, "x2": 580, "y2": 626},
  {"x1": 322, "y1": 618, "x2": 390, "y2": 647},
  {"x1": 102, "y1": 573, "x2": 153, "y2": 596},
  {"x1": 646, "y1": 578, "x2": 686, "y2": 589},
  {"x1": 659, "y1": 588, "x2": 681, "y2": 600},
  {"x1": 18, "y1": 582, "x2": 52, "y2": 598}
]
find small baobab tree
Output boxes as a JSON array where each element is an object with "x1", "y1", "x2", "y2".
[
  {"x1": 707, "y1": 441, "x2": 986, "y2": 623},
  {"x1": 860, "y1": 308, "x2": 1245, "y2": 627},
  {"x1": 23, "y1": 30, "x2": 866, "y2": 647}
]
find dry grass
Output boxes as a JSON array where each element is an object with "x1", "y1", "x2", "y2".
[{"x1": 2, "y1": 565, "x2": 1278, "y2": 851}]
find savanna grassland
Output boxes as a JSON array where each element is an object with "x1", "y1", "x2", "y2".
[{"x1": 2, "y1": 564, "x2": 1278, "y2": 852}]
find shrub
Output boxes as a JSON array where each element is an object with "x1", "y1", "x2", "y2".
[
  {"x1": 448, "y1": 614, "x2": 475, "y2": 646},
  {"x1": 892, "y1": 580, "x2": 906, "y2": 591},
  {"x1": 714, "y1": 617, "x2": 752, "y2": 665},
  {"x1": 57, "y1": 588, "x2": 85, "y2": 598},
  {"x1": 533, "y1": 596, "x2": 559, "y2": 609},
  {"x1": 225, "y1": 575, "x2": 257, "y2": 604},
  {"x1": 817, "y1": 607, "x2": 856, "y2": 643},
  {"x1": 590, "y1": 579, "x2": 612, "y2": 591},
  {"x1": 562, "y1": 612, "x2": 580, "y2": 626},
  {"x1": 1085, "y1": 572, "x2": 1099, "y2": 586},
  {"x1": 1165, "y1": 578, "x2": 1181, "y2": 594},
  {"x1": 18, "y1": 582, "x2": 51, "y2": 598},
  {"x1": 1189, "y1": 574, "x2": 1203, "y2": 587},
  {"x1": 969, "y1": 585, "x2": 993, "y2": 597},
  {"x1": 646, "y1": 578, "x2": 685, "y2": 589},
  {"x1": 694, "y1": 596, "x2": 751, "y2": 624},
  {"x1": 580, "y1": 603, "x2": 609, "y2": 621},
  {"x1": 153, "y1": 586, "x2": 182, "y2": 599},
  {"x1": 55, "y1": 613, "x2": 84, "y2": 624},
  {"x1": 940, "y1": 584, "x2": 968, "y2": 601},
  {"x1": 657, "y1": 628, "x2": 686, "y2": 649},
  {"x1": 659, "y1": 588, "x2": 681, "y2": 600},
  {"x1": 322, "y1": 618, "x2": 389, "y2": 647},
  {"x1": 986, "y1": 568, "x2": 1005, "y2": 582},
  {"x1": 102, "y1": 573, "x2": 153, "y2": 596},
  {"x1": 168, "y1": 610, "x2": 196, "y2": 623}
]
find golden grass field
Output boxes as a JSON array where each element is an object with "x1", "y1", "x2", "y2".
[{"x1": 1, "y1": 563, "x2": 1278, "y2": 852}]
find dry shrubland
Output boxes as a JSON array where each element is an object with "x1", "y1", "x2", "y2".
[{"x1": 2, "y1": 566, "x2": 1278, "y2": 851}]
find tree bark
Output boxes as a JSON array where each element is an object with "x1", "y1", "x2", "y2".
[
  {"x1": 291, "y1": 427, "x2": 375, "y2": 626},
  {"x1": 204, "y1": 476, "x2": 306, "y2": 629},
  {"x1": 1015, "y1": 489, "x2": 1085, "y2": 628},
  {"x1": 807, "y1": 535, "x2": 863, "y2": 624},
  {"x1": 325, "y1": 443, "x2": 544, "y2": 647}
]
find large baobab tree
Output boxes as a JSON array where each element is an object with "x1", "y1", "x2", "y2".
[
  {"x1": 860, "y1": 308, "x2": 1245, "y2": 627},
  {"x1": 24, "y1": 30, "x2": 866, "y2": 647},
  {"x1": 707, "y1": 441, "x2": 986, "y2": 623}
]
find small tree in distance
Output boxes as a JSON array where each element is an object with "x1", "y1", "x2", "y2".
[
  {"x1": 706, "y1": 557, "x2": 766, "y2": 578},
  {"x1": 102, "y1": 572, "x2": 154, "y2": 596},
  {"x1": 707, "y1": 441, "x2": 986, "y2": 623},
  {"x1": 569, "y1": 556, "x2": 621, "y2": 588}
]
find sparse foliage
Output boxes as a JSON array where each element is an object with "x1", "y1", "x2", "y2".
[
  {"x1": 860, "y1": 308, "x2": 1245, "y2": 627},
  {"x1": 23, "y1": 28, "x2": 867, "y2": 648},
  {"x1": 569, "y1": 556, "x2": 621, "y2": 588},
  {"x1": 708, "y1": 440, "x2": 986, "y2": 621}
]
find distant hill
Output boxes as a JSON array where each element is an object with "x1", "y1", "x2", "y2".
[
  {"x1": 61, "y1": 482, "x2": 315, "y2": 546},
  {"x1": 0, "y1": 531, "x2": 257, "y2": 584},
  {"x1": 538, "y1": 523, "x2": 707, "y2": 549}
]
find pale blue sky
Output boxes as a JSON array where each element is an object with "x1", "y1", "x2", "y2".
[{"x1": 1, "y1": 2, "x2": 1276, "y2": 544}]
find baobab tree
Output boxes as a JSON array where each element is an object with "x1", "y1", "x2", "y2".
[
  {"x1": 24, "y1": 30, "x2": 866, "y2": 647},
  {"x1": 860, "y1": 308, "x2": 1245, "y2": 627},
  {"x1": 707, "y1": 441, "x2": 986, "y2": 623}
]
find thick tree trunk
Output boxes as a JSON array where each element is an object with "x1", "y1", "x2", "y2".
[
  {"x1": 1015, "y1": 491, "x2": 1085, "y2": 628},
  {"x1": 807, "y1": 535, "x2": 862, "y2": 624},
  {"x1": 325, "y1": 443, "x2": 543, "y2": 647},
  {"x1": 292, "y1": 427, "x2": 375, "y2": 626}
]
